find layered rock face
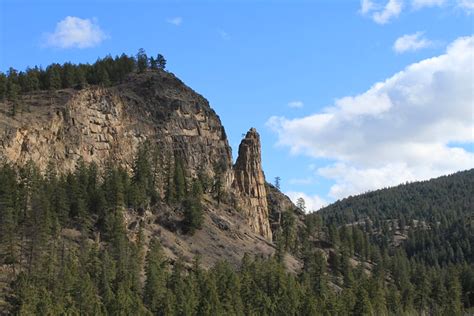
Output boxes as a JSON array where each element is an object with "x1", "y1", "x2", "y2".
[
  {"x1": 0, "y1": 88, "x2": 148, "y2": 172},
  {"x1": 0, "y1": 71, "x2": 276, "y2": 240},
  {"x1": 233, "y1": 128, "x2": 272, "y2": 240},
  {"x1": 0, "y1": 71, "x2": 234, "y2": 193}
]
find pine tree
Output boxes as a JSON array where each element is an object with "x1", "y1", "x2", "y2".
[
  {"x1": 61, "y1": 62, "x2": 76, "y2": 88},
  {"x1": 47, "y1": 64, "x2": 62, "y2": 90},
  {"x1": 0, "y1": 72, "x2": 7, "y2": 99},
  {"x1": 136, "y1": 48, "x2": 149, "y2": 73},
  {"x1": 169, "y1": 258, "x2": 198, "y2": 315},
  {"x1": 174, "y1": 157, "x2": 187, "y2": 202},
  {"x1": 305, "y1": 251, "x2": 328, "y2": 297},
  {"x1": 157, "y1": 54, "x2": 167, "y2": 70},
  {"x1": 274, "y1": 176, "x2": 281, "y2": 190},
  {"x1": 24, "y1": 67, "x2": 40, "y2": 92},
  {"x1": 149, "y1": 56, "x2": 158, "y2": 70},
  {"x1": 353, "y1": 286, "x2": 373, "y2": 316},
  {"x1": 281, "y1": 209, "x2": 296, "y2": 252},
  {"x1": 74, "y1": 273, "x2": 104, "y2": 315},
  {"x1": 97, "y1": 65, "x2": 111, "y2": 86},
  {"x1": 7, "y1": 79, "x2": 21, "y2": 116},
  {"x1": 0, "y1": 164, "x2": 18, "y2": 268},
  {"x1": 296, "y1": 197, "x2": 306, "y2": 213},
  {"x1": 143, "y1": 238, "x2": 168, "y2": 313},
  {"x1": 212, "y1": 261, "x2": 244, "y2": 315},
  {"x1": 182, "y1": 197, "x2": 204, "y2": 234},
  {"x1": 131, "y1": 142, "x2": 154, "y2": 208},
  {"x1": 446, "y1": 270, "x2": 462, "y2": 316},
  {"x1": 75, "y1": 66, "x2": 88, "y2": 89}
]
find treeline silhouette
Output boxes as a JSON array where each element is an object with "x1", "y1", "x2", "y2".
[{"x1": 0, "y1": 49, "x2": 166, "y2": 101}]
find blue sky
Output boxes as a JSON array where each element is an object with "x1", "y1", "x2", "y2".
[{"x1": 1, "y1": 0, "x2": 473, "y2": 210}]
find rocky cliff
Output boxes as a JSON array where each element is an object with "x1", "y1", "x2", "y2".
[
  {"x1": 233, "y1": 128, "x2": 272, "y2": 240},
  {"x1": 0, "y1": 70, "x2": 279, "y2": 242},
  {"x1": 0, "y1": 71, "x2": 234, "y2": 197}
]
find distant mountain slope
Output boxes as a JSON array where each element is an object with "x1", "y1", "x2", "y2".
[
  {"x1": 318, "y1": 169, "x2": 473, "y2": 226},
  {"x1": 315, "y1": 169, "x2": 474, "y2": 266}
]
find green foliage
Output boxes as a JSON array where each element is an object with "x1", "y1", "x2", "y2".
[
  {"x1": 0, "y1": 159, "x2": 472, "y2": 315},
  {"x1": 156, "y1": 54, "x2": 167, "y2": 70},
  {"x1": 136, "y1": 48, "x2": 149, "y2": 73},
  {"x1": 182, "y1": 197, "x2": 204, "y2": 235},
  {"x1": 0, "y1": 72, "x2": 7, "y2": 99},
  {"x1": 47, "y1": 64, "x2": 62, "y2": 90},
  {"x1": 143, "y1": 238, "x2": 168, "y2": 313},
  {"x1": 280, "y1": 209, "x2": 297, "y2": 253},
  {"x1": 174, "y1": 157, "x2": 187, "y2": 202},
  {"x1": 130, "y1": 142, "x2": 158, "y2": 208},
  {"x1": 0, "y1": 49, "x2": 167, "y2": 97}
]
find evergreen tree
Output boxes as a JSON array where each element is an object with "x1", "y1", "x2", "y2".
[
  {"x1": 274, "y1": 176, "x2": 281, "y2": 190},
  {"x1": 281, "y1": 209, "x2": 296, "y2": 253},
  {"x1": 353, "y1": 286, "x2": 373, "y2": 316},
  {"x1": 174, "y1": 157, "x2": 187, "y2": 202},
  {"x1": 0, "y1": 72, "x2": 7, "y2": 99},
  {"x1": 182, "y1": 197, "x2": 204, "y2": 234},
  {"x1": 6, "y1": 78, "x2": 21, "y2": 116},
  {"x1": 61, "y1": 62, "x2": 76, "y2": 88},
  {"x1": 24, "y1": 67, "x2": 40, "y2": 92},
  {"x1": 149, "y1": 56, "x2": 158, "y2": 70},
  {"x1": 47, "y1": 64, "x2": 62, "y2": 90},
  {"x1": 157, "y1": 54, "x2": 167, "y2": 70},
  {"x1": 446, "y1": 270, "x2": 463, "y2": 315},
  {"x1": 97, "y1": 65, "x2": 111, "y2": 86},
  {"x1": 136, "y1": 48, "x2": 149, "y2": 73},
  {"x1": 143, "y1": 238, "x2": 168, "y2": 314}
]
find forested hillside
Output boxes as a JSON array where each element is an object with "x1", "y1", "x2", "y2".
[
  {"x1": 301, "y1": 169, "x2": 473, "y2": 314},
  {"x1": 0, "y1": 53, "x2": 472, "y2": 315},
  {"x1": 317, "y1": 169, "x2": 473, "y2": 266},
  {"x1": 1, "y1": 160, "x2": 472, "y2": 314}
]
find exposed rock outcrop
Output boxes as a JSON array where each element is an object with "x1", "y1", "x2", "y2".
[
  {"x1": 0, "y1": 71, "x2": 234, "y2": 196},
  {"x1": 0, "y1": 71, "x2": 280, "y2": 242},
  {"x1": 233, "y1": 128, "x2": 272, "y2": 240},
  {"x1": 266, "y1": 183, "x2": 303, "y2": 230}
]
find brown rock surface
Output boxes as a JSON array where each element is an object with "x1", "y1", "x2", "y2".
[
  {"x1": 0, "y1": 71, "x2": 234, "y2": 195},
  {"x1": 0, "y1": 71, "x2": 288, "y2": 256},
  {"x1": 233, "y1": 128, "x2": 272, "y2": 240}
]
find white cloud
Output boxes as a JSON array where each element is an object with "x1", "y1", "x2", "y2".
[
  {"x1": 268, "y1": 36, "x2": 474, "y2": 200},
  {"x1": 412, "y1": 0, "x2": 446, "y2": 9},
  {"x1": 458, "y1": 0, "x2": 474, "y2": 13},
  {"x1": 167, "y1": 17, "x2": 183, "y2": 26},
  {"x1": 288, "y1": 100, "x2": 304, "y2": 108},
  {"x1": 44, "y1": 16, "x2": 107, "y2": 49},
  {"x1": 361, "y1": 0, "x2": 474, "y2": 23},
  {"x1": 360, "y1": 0, "x2": 376, "y2": 14},
  {"x1": 319, "y1": 163, "x2": 419, "y2": 199},
  {"x1": 286, "y1": 191, "x2": 327, "y2": 212},
  {"x1": 361, "y1": 0, "x2": 403, "y2": 24},
  {"x1": 289, "y1": 177, "x2": 314, "y2": 185},
  {"x1": 393, "y1": 32, "x2": 433, "y2": 53},
  {"x1": 373, "y1": 0, "x2": 403, "y2": 24},
  {"x1": 218, "y1": 29, "x2": 231, "y2": 40}
]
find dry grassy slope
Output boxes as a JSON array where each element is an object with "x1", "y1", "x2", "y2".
[{"x1": 122, "y1": 195, "x2": 301, "y2": 271}]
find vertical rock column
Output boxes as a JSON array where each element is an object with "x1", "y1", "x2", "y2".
[{"x1": 233, "y1": 128, "x2": 272, "y2": 240}]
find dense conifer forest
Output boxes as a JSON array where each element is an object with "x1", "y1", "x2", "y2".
[{"x1": 0, "y1": 147, "x2": 472, "y2": 314}]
